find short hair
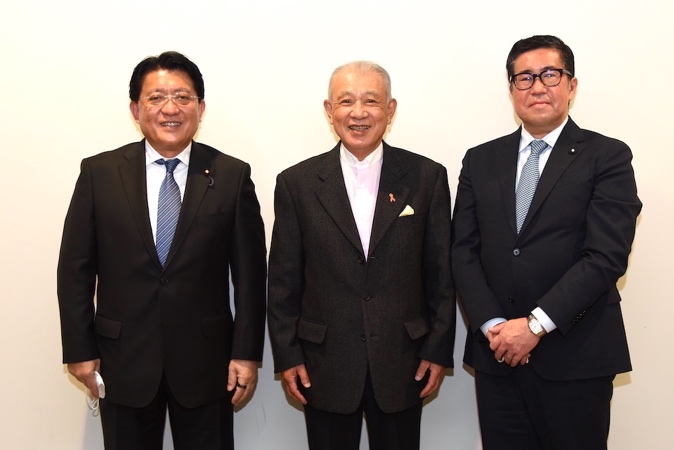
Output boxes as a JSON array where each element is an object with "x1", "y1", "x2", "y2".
[
  {"x1": 506, "y1": 35, "x2": 575, "y2": 80},
  {"x1": 328, "y1": 61, "x2": 392, "y2": 102},
  {"x1": 129, "y1": 51, "x2": 204, "y2": 102}
]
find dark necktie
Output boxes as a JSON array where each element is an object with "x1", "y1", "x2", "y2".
[
  {"x1": 515, "y1": 139, "x2": 547, "y2": 234},
  {"x1": 156, "y1": 159, "x2": 181, "y2": 266}
]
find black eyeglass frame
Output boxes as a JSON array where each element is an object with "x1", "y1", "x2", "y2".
[{"x1": 510, "y1": 68, "x2": 574, "y2": 90}]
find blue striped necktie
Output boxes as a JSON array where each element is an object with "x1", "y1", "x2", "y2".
[
  {"x1": 156, "y1": 159, "x2": 181, "y2": 266},
  {"x1": 515, "y1": 140, "x2": 547, "y2": 234}
]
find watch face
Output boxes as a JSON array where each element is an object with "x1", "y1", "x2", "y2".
[{"x1": 528, "y1": 316, "x2": 544, "y2": 336}]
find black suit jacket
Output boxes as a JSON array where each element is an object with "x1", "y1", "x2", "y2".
[
  {"x1": 451, "y1": 118, "x2": 641, "y2": 379},
  {"x1": 267, "y1": 142, "x2": 455, "y2": 414},
  {"x1": 57, "y1": 140, "x2": 267, "y2": 408}
]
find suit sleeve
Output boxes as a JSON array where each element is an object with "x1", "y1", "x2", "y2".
[
  {"x1": 267, "y1": 173, "x2": 306, "y2": 373},
  {"x1": 229, "y1": 163, "x2": 267, "y2": 361},
  {"x1": 57, "y1": 159, "x2": 100, "y2": 363},
  {"x1": 536, "y1": 140, "x2": 641, "y2": 333},
  {"x1": 417, "y1": 166, "x2": 456, "y2": 367},
  {"x1": 451, "y1": 150, "x2": 508, "y2": 334}
]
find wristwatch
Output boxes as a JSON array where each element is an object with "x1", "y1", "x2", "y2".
[{"x1": 527, "y1": 314, "x2": 547, "y2": 337}]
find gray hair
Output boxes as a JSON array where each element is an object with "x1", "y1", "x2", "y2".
[{"x1": 328, "y1": 61, "x2": 392, "y2": 102}]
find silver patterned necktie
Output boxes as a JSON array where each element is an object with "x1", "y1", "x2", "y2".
[
  {"x1": 515, "y1": 140, "x2": 547, "y2": 234},
  {"x1": 156, "y1": 159, "x2": 181, "y2": 266}
]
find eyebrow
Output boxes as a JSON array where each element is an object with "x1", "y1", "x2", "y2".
[
  {"x1": 516, "y1": 65, "x2": 560, "y2": 74},
  {"x1": 335, "y1": 90, "x2": 382, "y2": 100},
  {"x1": 145, "y1": 88, "x2": 194, "y2": 94}
]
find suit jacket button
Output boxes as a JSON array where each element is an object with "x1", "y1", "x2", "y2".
[
  {"x1": 160, "y1": 277, "x2": 169, "y2": 284},
  {"x1": 362, "y1": 293, "x2": 371, "y2": 301},
  {"x1": 508, "y1": 296, "x2": 515, "y2": 303},
  {"x1": 357, "y1": 255, "x2": 365, "y2": 264},
  {"x1": 512, "y1": 248, "x2": 520, "y2": 256},
  {"x1": 361, "y1": 333, "x2": 366, "y2": 342}
]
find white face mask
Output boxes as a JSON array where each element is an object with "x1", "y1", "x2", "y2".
[{"x1": 85, "y1": 371, "x2": 105, "y2": 417}]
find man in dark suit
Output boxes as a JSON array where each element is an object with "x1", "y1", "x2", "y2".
[
  {"x1": 451, "y1": 35, "x2": 641, "y2": 449},
  {"x1": 267, "y1": 61, "x2": 455, "y2": 450},
  {"x1": 57, "y1": 51, "x2": 266, "y2": 449}
]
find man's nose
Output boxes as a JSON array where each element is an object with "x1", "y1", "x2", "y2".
[
  {"x1": 530, "y1": 76, "x2": 548, "y2": 93},
  {"x1": 160, "y1": 98, "x2": 181, "y2": 113},
  {"x1": 350, "y1": 101, "x2": 367, "y2": 117}
]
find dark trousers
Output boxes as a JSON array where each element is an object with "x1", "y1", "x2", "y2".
[
  {"x1": 475, "y1": 365, "x2": 614, "y2": 450},
  {"x1": 303, "y1": 372, "x2": 423, "y2": 450},
  {"x1": 100, "y1": 374, "x2": 234, "y2": 450}
]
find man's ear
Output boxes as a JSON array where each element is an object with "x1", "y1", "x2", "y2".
[
  {"x1": 568, "y1": 77, "x2": 578, "y2": 102},
  {"x1": 387, "y1": 98, "x2": 398, "y2": 124},
  {"x1": 323, "y1": 99, "x2": 333, "y2": 124},
  {"x1": 130, "y1": 101, "x2": 140, "y2": 122}
]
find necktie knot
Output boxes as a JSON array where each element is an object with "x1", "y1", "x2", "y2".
[{"x1": 157, "y1": 158, "x2": 180, "y2": 174}]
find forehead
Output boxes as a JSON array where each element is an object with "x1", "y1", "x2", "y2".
[
  {"x1": 331, "y1": 69, "x2": 387, "y2": 98},
  {"x1": 141, "y1": 69, "x2": 195, "y2": 92},
  {"x1": 514, "y1": 48, "x2": 564, "y2": 72}
]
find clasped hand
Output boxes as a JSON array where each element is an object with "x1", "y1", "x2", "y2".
[{"x1": 488, "y1": 318, "x2": 539, "y2": 367}]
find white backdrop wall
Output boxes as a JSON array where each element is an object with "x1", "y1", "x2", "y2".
[{"x1": 1, "y1": 1, "x2": 671, "y2": 448}]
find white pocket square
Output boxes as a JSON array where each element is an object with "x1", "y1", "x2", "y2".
[{"x1": 399, "y1": 205, "x2": 415, "y2": 217}]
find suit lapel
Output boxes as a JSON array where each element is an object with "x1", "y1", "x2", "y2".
[
  {"x1": 165, "y1": 142, "x2": 213, "y2": 268},
  {"x1": 119, "y1": 141, "x2": 160, "y2": 267},
  {"x1": 369, "y1": 143, "x2": 409, "y2": 255},
  {"x1": 522, "y1": 118, "x2": 585, "y2": 233},
  {"x1": 315, "y1": 144, "x2": 364, "y2": 254},
  {"x1": 497, "y1": 130, "x2": 521, "y2": 235}
]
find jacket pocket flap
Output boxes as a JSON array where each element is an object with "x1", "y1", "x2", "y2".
[
  {"x1": 95, "y1": 315, "x2": 122, "y2": 339},
  {"x1": 404, "y1": 316, "x2": 429, "y2": 340},
  {"x1": 297, "y1": 317, "x2": 327, "y2": 344}
]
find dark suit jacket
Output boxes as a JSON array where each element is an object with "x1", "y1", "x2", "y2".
[
  {"x1": 267, "y1": 142, "x2": 455, "y2": 414},
  {"x1": 57, "y1": 140, "x2": 267, "y2": 408},
  {"x1": 451, "y1": 118, "x2": 641, "y2": 380}
]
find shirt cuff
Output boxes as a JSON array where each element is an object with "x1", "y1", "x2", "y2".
[
  {"x1": 532, "y1": 307, "x2": 557, "y2": 332},
  {"x1": 480, "y1": 317, "x2": 507, "y2": 336}
]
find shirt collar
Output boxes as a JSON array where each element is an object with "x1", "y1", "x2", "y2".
[
  {"x1": 519, "y1": 117, "x2": 569, "y2": 152},
  {"x1": 144, "y1": 141, "x2": 192, "y2": 167},
  {"x1": 339, "y1": 143, "x2": 384, "y2": 169}
]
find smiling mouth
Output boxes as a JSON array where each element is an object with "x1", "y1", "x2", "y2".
[
  {"x1": 161, "y1": 122, "x2": 181, "y2": 127},
  {"x1": 349, "y1": 125, "x2": 370, "y2": 131}
]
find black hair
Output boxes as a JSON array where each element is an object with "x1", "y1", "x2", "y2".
[
  {"x1": 506, "y1": 35, "x2": 575, "y2": 80},
  {"x1": 129, "y1": 51, "x2": 204, "y2": 102}
]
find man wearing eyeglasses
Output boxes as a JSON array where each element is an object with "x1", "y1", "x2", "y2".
[
  {"x1": 57, "y1": 51, "x2": 267, "y2": 449},
  {"x1": 451, "y1": 35, "x2": 641, "y2": 449}
]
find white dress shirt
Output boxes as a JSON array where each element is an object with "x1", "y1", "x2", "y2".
[{"x1": 339, "y1": 143, "x2": 383, "y2": 258}]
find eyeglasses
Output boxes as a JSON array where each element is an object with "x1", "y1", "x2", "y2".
[
  {"x1": 510, "y1": 68, "x2": 573, "y2": 90},
  {"x1": 141, "y1": 92, "x2": 200, "y2": 107}
]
